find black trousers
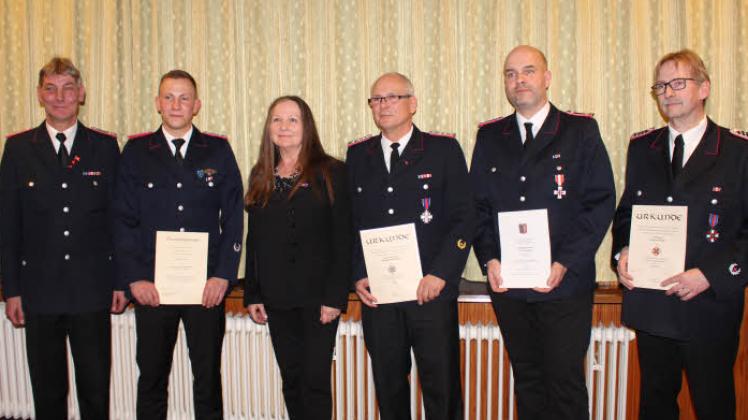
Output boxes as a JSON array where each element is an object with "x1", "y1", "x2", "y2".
[
  {"x1": 135, "y1": 304, "x2": 225, "y2": 420},
  {"x1": 25, "y1": 310, "x2": 111, "y2": 420},
  {"x1": 361, "y1": 299, "x2": 463, "y2": 420},
  {"x1": 265, "y1": 306, "x2": 339, "y2": 420},
  {"x1": 490, "y1": 293, "x2": 593, "y2": 420},
  {"x1": 636, "y1": 330, "x2": 738, "y2": 420}
]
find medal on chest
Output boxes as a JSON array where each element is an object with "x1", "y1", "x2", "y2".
[
  {"x1": 553, "y1": 174, "x2": 566, "y2": 199},
  {"x1": 420, "y1": 198, "x2": 433, "y2": 224},
  {"x1": 706, "y1": 213, "x2": 720, "y2": 243}
]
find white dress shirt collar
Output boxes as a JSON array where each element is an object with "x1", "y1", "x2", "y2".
[
  {"x1": 46, "y1": 121, "x2": 78, "y2": 154},
  {"x1": 668, "y1": 116, "x2": 708, "y2": 166},
  {"x1": 381, "y1": 125, "x2": 414, "y2": 172},
  {"x1": 162, "y1": 126, "x2": 194, "y2": 158},
  {"x1": 515, "y1": 101, "x2": 551, "y2": 144}
]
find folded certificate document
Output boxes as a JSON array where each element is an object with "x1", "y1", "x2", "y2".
[
  {"x1": 498, "y1": 209, "x2": 551, "y2": 288},
  {"x1": 360, "y1": 223, "x2": 423, "y2": 304},
  {"x1": 628, "y1": 205, "x2": 687, "y2": 290},
  {"x1": 154, "y1": 231, "x2": 209, "y2": 304}
]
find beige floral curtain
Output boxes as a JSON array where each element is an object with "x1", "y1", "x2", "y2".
[{"x1": 1, "y1": 0, "x2": 746, "y2": 282}]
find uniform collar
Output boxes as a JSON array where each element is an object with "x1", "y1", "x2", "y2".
[
  {"x1": 162, "y1": 125, "x2": 194, "y2": 157},
  {"x1": 515, "y1": 101, "x2": 550, "y2": 142},
  {"x1": 45, "y1": 121, "x2": 78, "y2": 153},
  {"x1": 381, "y1": 125, "x2": 414, "y2": 172}
]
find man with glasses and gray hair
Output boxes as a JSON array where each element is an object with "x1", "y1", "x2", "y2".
[
  {"x1": 612, "y1": 49, "x2": 748, "y2": 419},
  {"x1": 346, "y1": 72, "x2": 473, "y2": 419}
]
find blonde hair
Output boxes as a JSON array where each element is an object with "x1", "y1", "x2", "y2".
[
  {"x1": 653, "y1": 49, "x2": 710, "y2": 84},
  {"x1": 38, "y1": 57, "x2": 82, "y2": 87}
]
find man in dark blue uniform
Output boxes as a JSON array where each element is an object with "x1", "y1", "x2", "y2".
[
  {"x1": 113, "y1": 70, "x2": 244, "y2": 420},
  {"x1": 612, "y1": 49, "x2": 748, "y2": 420},
  {"x1": 0, "y1": 57, "x2": 124, "y2": 419},
  {"x1": 470, "y1": 45, "x2": 616, "y2": 419},
  {"x1": 347, "y1": 72, "x2": 472, "y2": 419}
]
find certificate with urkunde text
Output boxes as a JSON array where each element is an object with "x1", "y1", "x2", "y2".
[
  {"x1": 498, "y1": 209, "x2": 551, "y2": 288},
  {"x1": 628, "y1": 205, "x2": 687, "y2": 290},
  {"x1": 154, "y1": 231, "x2": 209, "y2": 304},
  {"x1": 360, "y1": 223, "x2": 423, "y2": 304}
]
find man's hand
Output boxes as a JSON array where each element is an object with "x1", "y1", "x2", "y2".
[
  {"x1": 355, "y1": 278, "x2": 378, "y2": 308},
  {"x1": 111, "y1": 290, "x2": 128, "y2": 313},
  {"x1": 4, "y1": 296, "x2": 24, "y2": 327},
  {"x1": 533, "y1": 262, "x2": 568, "y2": 293},
  {"x1": 416, "y1": 274, "x2": 446, "y2": 305},
  {"x1": 662, "y1": 268, "x2": 710, "y2": 301},
  {"x1": 320, "y1": 305, "x2": 341, "y2": 324},
  {"x1": 616, "y1": 247, "x2": 634, "y2": 290},
  {"x1": 486, "y1": 259, "x2": 506, "y2": 293},
  {"x1": 130, "y1": 280, "x2": 160, "y2": 306},
  {"x1": 203, "y1": 277, "x2": 229, "y2": 308},
  {"x1": 247, "y1": 303, "x2": 268, "y2": 324}
]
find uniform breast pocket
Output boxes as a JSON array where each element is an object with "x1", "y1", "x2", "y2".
[
  {"x1": 192, "y1": 173, "x2": 223, "y2": 206},
  {"x1": 20, "y1": 178, "x2": 52, "y2": 212},
  {"x1": 82, "y1": 177, "x2": 109, "y2": 211},
  {"x1": 141, "y1": 179, "x2": 169, "y2": 207}
]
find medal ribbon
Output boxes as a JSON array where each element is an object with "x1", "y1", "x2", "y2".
[{"x1": 422, "y1": 198, "x2": 431, "y2": 211}]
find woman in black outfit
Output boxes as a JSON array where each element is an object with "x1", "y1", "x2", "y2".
[{"x1": 244, "y1": 96, "x2": 352, "y2": 419}]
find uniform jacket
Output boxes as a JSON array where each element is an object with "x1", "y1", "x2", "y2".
[
  {"x1": 244, "y1": 160, "x2": 352, "y2": 310},
  {"x1": 113, "y1": 126, "x2": 244, "y2": 290},
  {"x1": 612, "y1": 120, "x2": 748, "y2": 340},
  {"x1": 0, "y1": 122, "x2": 120, "y2": 313},
  {"x1": 346, "y1": 125, "x2": 474, "y2": 302},
  {"x1": 471, "y1": 104, "x2": 616, "y2": 302}
]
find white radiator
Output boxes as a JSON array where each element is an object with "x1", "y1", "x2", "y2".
[{"x1": 0, "y1": 304, "x2": 634, "y2": 420}]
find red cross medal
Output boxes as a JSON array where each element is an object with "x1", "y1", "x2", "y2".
[
  {"x1": 553, "y1": 174, "x2": 566, "y2": 199},
  {"x1": 706, "y1": 213, "x2": 719, "y2": 243},
  {"x1": 420, "y1": 198, "x2": 433, "y2": 224}
]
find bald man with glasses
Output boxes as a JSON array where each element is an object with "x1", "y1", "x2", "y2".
[{"x1": 347, "y1": 72, "x2": 473, "y2": 419}]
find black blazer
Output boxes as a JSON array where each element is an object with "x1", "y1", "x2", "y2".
[
  {"x1": 471, "y1": 104, "x2": 616, "y2": 302},
  {"x1": 113, "y1": 126, "x2": 245, "y2": 289},
  {"x1": 346, "y1": 126, "x2": 474, "y2": 302},
  {"x1": 612, "y1": 120, "x2": 748, "y2": 340},
  {"x1": 244, "y1": 160, "x2": 352, "y2": 310},
  {"x1": 0, "y1": 122, "x2": 120, "y2": 314}
]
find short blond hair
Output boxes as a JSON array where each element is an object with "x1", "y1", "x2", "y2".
[
  {"x1": 653, "y1": 49, "x2": 710, "y2": 84},
  {"x1": 38, "y1": 57, "x2": 82, "y2": 87}
]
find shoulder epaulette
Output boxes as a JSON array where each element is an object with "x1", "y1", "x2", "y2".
[
  {"x1": 127, "y1": 132, "x2": 152, "y2": 141},
  {"x1": 730, "y1": 129, "x2": 748, "y2": 141},
  {"x1": 348, "y1": 134, "x2": 374, "y2": 147},
  {"x1": 564, "y1": 110, "x2": 595, "y2": 118},
  {"x1": 630, "y1": 128, "x2": 656, "y2": 141},
  {"x1": 203, "y1": 131, "x2": 228, "y2": 140},
  {"x1": 478, "y1": 115, "x2": 508, "y2": 128},
  {"x1": 426, "y1": 131, "x2": 456, "y2": 139},
  {"x1": 5, "y1": 128, "x2": 33, "y2": 139},
  {"x1": 89, "y1": 127, "x2": 117, "y2": 138}
]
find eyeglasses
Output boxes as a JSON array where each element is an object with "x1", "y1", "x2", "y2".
[
  {"x1": 367, "y1": 94, "x2": 412, "y2": 106},
  {"x1": 651, "y1": 78, "x2": 697, "y2": 95}
]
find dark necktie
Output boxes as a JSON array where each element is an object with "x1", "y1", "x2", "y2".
[
  {"x1": 389, "y1": 142, "x2": 401, "y2": 171},
  {"x1": 55, "y1": 132, "x2": 69, "y2": 168},
  {"x1": 172, "y1": 138, "x2": 185, "y2": 166},
  {"x1": 672, "y1": 134, "x2": 684, "y2": 178},
  {"x1": 524, "y1": 122, "x2": 534, "y2": 149}
]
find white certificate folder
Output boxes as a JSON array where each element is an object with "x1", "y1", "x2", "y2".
[
  {"x1": 497, "y1": 209, "x2": 551, "y2": 288},
  {"x1": 628, "y1": 205, "x2": 687, "y2": 290},
  {"x1": 154, "y1": 231, "x2": 209, "y2": 304},
  {"x1": 360, "y1": 223, "x2": 423, "y2": 304}
]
